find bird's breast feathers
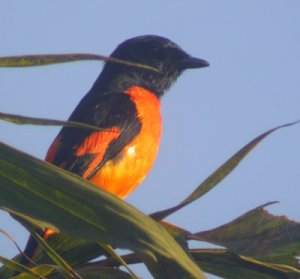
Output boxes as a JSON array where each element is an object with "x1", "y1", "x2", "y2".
[{"x1": 89, "y1": 86, "x2": 162, "y2": 198}]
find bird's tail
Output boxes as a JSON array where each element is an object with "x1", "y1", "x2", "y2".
[{"x1": 19, "y1": 229, "x2": 52, "y2": 266}]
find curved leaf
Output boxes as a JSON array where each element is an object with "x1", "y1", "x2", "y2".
[
  {"x1": 12, "y1": 264, "x2": 77, "y2": 279},
  {"x1": 72, "y1": 266, "x2": 132, "y2": 279},
  {"x1": 0, "y1": 234, "x2": 105, "y2": 278},
  {"x1": 98, "y1": 243, "x2": 139, "y2": 279},
  {"x1": 151, "y1": 120, "x2": 300, "y2": 220},
  {"x1": 0, "y1": 142, "x2": 204, "y2": 279},
  {"x1": 31, "y1": 232, "x2": 81, "y2": 279},
  {"x1": 191, "y1": 249, "x2": 300, "y2": 279},
  {"x1": 0, "y1": 256, "x2": 42, "y2": 278},
  {"x1": 77, "y1": 248, "x2": 300, "y2": 279},
  {"x1": 191, "y1": 202, "x2": 300, "y2": 268}
]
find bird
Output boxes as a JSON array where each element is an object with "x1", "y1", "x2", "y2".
[{"x1": 20, "y1": 35, "x2": 209, "y2": 265}]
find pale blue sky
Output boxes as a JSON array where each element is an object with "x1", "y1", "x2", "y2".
[{"x1": 1, "y1": 1, "x2": 300, "y2": 278}]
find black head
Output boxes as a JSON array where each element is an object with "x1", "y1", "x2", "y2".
[{"x1": 95, "y1": 35, "x2": 209, "y2": 97}]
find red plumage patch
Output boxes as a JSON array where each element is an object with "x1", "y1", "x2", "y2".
[
  {"x1": 75, "y1": 127, "x2": 121, "y2": 178},
  {"x1": 45, "y1": 136, "x2": 62, "y2": 163}
]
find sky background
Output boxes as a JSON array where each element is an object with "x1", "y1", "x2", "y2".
[{"x1": 1, "y1": 1, "x2": 300, "y2": 278}]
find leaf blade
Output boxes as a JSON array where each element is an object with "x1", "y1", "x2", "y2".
[
  {"x1": 191, "y1": 202, "x2": 300, "y2": 268},
  {"x1": 151, "y1": 120, "x2": 300, "y2": 220},
  {"x1": 0, "y1": 53, "x2": 159, "y2": 72},
  {"x1": 0, "y1": 142, "x2": 204, "y2": 279},
  {"x1": 191, "y1": 249, "x2": 300, "y2": 279}
]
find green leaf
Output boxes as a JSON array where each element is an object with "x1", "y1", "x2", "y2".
[
  {"x1": 0, "y1": 112, "x2": 110, "y2": 132},
  {"x1": 81, "y1": 248, "x2": 300, "y2": 279},
  {"x1": 1, "y1": 222, "x2": 190, "y2": 278},
  {"x1": 98, "y1": 243, "x2": 139, "y2": 279},
  {"x1": 70, "y1": 266, "x2": 132, "y2": 279},
  {"x1": 0, "y1": 142, "x2": 204, "y2": 279},
  {"x1": 33, "y1": 234, "x2": 105, "y2": 266},
  {"x1": 191, "y1": 249, "x2": 300, "y2": 279},
  {"x1": 12, "y1": 264, "x2": 77, "y2": 279},
  {"x1": 191, "y1": 202, "x2": 300, "y2": 268},
  {"x1": 0, "y1": 256, "x2": 42, "y2": 278},
  {"x1": 160, "y1": 221, "x2": 190, "y2": 251},
  {"x1": 0, "y1": 53, "x2": 159, "y2": 72},
  {"x1": 0, "y1": 234, "x2": 107, "y2": 277},
  {"x1": 31, "y1": 232, "x2": 81, "y2": 279},
  {"x1": 151, "y1": 120, "x2": 300, "y2": 220}
]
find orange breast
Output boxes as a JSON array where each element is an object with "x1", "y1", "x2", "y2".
[{"x1": 89, "y1": 86, "x2": 162, "y2": 199}]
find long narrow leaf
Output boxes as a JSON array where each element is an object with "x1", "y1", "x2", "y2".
[
  {"x1": 151, "y1": 120, "x2": 300, "y2": 220},
  {"x1": 191, "y1": 249, "x2": 300, "y2": 279},
  {"x1": 72, "y1": 266, "x2": 132, "y2": 279},
  {"x1": 0, "y1": 142, "x2": 204, "y2": 279},
  {"x1": 32, "y1": 232, "x2": 81, "y2": 279},
  {"x1": 79, "y1": 248, "x2": 300, "y2": 279},
  {"x1": 0, "y1": 53, "x2": 159, "y2": 72},
  {"x1": 0, "y1": 235, "x2": 105, "y2": 278},
  {"x1": 12, "y1": 264, "x2": 73, "y2": 279},
  {"x1": 0, "y1": 112, "x2": 111, "y2": 132},
  {"x1": 0, "y1": 256, "x2": 43, "y2": 278},
  {"x1": 1, "y1": 221, "x2": 190, "y2": 276},
  {"x1": 98, "y1": 243, "x2": 139, "y2": 279}
]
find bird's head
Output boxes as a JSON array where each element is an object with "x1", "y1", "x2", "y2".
[{"x1": 99, "y1": 35, "x2": 209, "y2": 97}]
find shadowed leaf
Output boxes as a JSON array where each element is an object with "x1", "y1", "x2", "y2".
[
  {"x1": 0, "y1": 256, "x2": 42, "y2": 278},
  {"x1": 14, "y1": 264, "x2": 133, "y2": 279},
  {"x1": 12, "y1": 264, "x2": 79, "y2": 279},
  {"x1": 31, "y1": 232, "x2": 81, "y2": 279},
  {"x1": 191, "y1": 202, "x2": 300, "y2": 268},
  {"x1": 1, "y1": 221, "x2": 191, "y2": 277},
  {"x1": 74, "y1": 266, "x2": 132, "y2": 279},
  {"x1": 191, "y1": 249, "x2": 300, "y2": 279},
  {"x1": 0, "y1": 142, "x2": 204, "y2": 279},
  {"x1": 0, "y1": 234, "x2": 105, "y2": 278},
  {"x1": 98, "y1": 243, "x2": 139, "y2": 279},
  {"x1": 160, "y1": 221, "x2": 190, "y2": 250},
  {"x1": 78, "y1": 248, "x2": 300, "y2": 279}
]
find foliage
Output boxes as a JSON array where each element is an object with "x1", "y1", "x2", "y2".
[{"x1": 0, "y1": 54, "x2": 299, "y2": 279}]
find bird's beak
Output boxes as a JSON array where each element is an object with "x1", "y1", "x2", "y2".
[{"x1": 180, "y1": 56, "x2": 210, "y2": 69}]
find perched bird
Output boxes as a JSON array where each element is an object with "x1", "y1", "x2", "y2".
[{"x1": 21, "y1": 35, "x2": 209, "y2": 264}]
